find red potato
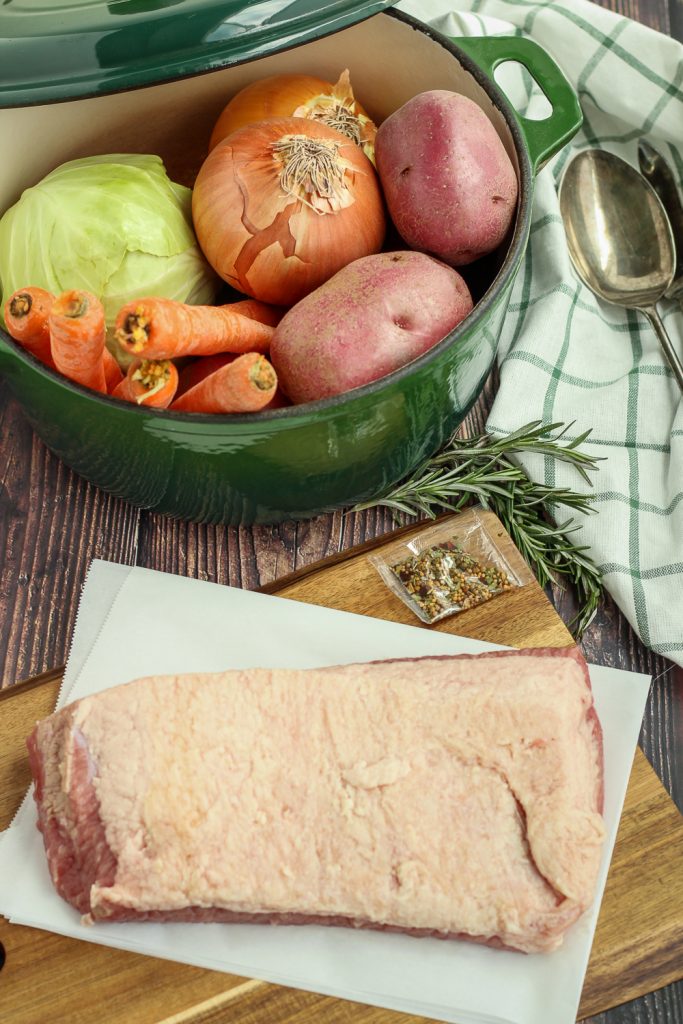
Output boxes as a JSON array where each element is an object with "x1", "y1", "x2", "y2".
[
  {"x1": 375, "y1": 91, "x2": 518, "y2": 267},
  {"x1": 270, "y1": 251, "x2": 473, "y2": 404}
]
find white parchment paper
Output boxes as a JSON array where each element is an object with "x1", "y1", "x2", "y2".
[{"x1": 0, "y1": 560, "x2": 651, "y2": 1024}]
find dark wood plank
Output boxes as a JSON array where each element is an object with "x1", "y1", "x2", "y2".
[
  {"x1": 0, "y1": 389, "x2": 139, "y2": 690},
  {"x1": 597, "y1": 0, "x2": 670, "y2": 31},
  {"x1": 673, "y1": 1, "x2": 683, "y2": 42}
]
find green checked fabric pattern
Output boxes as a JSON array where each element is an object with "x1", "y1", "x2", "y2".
[{"x1": 398, "y1": 0, "x2": 683, "y2": 664}]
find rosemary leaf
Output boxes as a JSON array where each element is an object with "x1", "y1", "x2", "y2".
[{"x1": 354, "y1": 421, "x2": 604, "y2": 639}]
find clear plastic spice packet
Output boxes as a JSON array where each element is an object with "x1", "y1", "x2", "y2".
[{"x1": 369, "y1": 506, "x2": 532, "y2": 624}]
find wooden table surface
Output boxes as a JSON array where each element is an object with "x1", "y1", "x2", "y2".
[{"x1": 0, "y1": 2, "x2": 681, "y2": 1023}]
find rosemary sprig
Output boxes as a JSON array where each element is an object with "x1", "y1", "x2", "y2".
[{"x1": 354, "y1": 421, "x2": 605, "y2": 638}]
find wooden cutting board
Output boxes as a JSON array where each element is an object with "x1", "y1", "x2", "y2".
[{"x1": 1, "y1": 510, "x2": 682, "y2": 1024}]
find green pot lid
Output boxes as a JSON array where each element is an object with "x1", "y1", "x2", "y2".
[{"x1": 0, "y1": 0, "x2": 397, "y2": 108}]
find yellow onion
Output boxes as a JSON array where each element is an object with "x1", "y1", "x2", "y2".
[
  {"x1": 209, "y1": 71, "x2": 377, "y2": 163},
  {"x1": 192, "y1": 117, "x2": 386, "y2": 307}
]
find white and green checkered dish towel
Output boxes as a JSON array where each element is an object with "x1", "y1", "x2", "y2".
[{"x1": 399, "y1": 0, "x2": 683, "y2": 666}]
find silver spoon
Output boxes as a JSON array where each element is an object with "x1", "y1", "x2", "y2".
[
  {"x1": 637, "y1": 139, "x2": 683, "y2": 308},
  {"x1": 559, "y1": 148, "x2": 683, "y2": 392}
]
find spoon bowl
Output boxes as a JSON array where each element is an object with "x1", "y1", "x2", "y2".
[
  {"x1": 559, "y1": 148, "x2": 683, "y2": 390},
  {"x1": 638, "y1": 139, "x2": 683, "y2": 307}
]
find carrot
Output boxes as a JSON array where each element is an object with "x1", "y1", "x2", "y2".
[
  {"x1": 263, "y1": 387, "x2": 292, "y2": 410},
  {"x1": 4, "y1": 287, "x2": 56, "y2": 368},
  {"x1": 103, "y1": 348, "x2": 124, "y2": 391},
  {"x1": 229, "y1": 299, "x2": 287, "y2": 327},
  {"x1": 170, "y1": 352, "x2": 277, "y2": 413},
  {"x1": 176, "y1": 353, "x2": 287, "y2": 408},
  {"x1": 176, "y1": 353, "x2": 237, "y2": 397},
  {"x1": 114, "y1": 298, "x2": 274, "y2": 360},
  {"x1": 49, "y1": 290, "x2": 107, "y2": 393},
  {"x1": 112, "y1": 359, "x2": 179, "y2": 408}
]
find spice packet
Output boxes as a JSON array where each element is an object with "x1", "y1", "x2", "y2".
[{"x1": 369, "y1": 507, "x2": 532, "y2": 625}]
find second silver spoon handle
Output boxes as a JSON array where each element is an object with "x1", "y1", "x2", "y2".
[{"x1": 641, "y1": 305, "x2": 683, "y2": 392}]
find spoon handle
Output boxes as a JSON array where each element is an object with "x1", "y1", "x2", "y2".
[{"x1": 641, "y1": 306, "x2": 683, "y2": 392}]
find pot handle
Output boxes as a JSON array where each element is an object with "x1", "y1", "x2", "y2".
[{"x1": 451, "y1": 35, "x2": 583, "y2": 173}]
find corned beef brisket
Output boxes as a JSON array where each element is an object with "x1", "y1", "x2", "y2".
[{"x1": 27, "y1": 646, "x2": 605, "y2": 953}]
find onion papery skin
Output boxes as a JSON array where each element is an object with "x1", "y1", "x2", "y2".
[
  {"x1": 192, "y1": 117, "x2": 386, "y2": 307},
  {"x1": 208, "y1": 72, "x2": 377, "y2": 163},
  {"x1": 210, "y1": 74, "x2": 332, "y2": 149}
]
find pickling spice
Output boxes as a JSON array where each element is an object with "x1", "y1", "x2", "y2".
[
  {"x1": 368, "y1": 507, "x2": 530, "y2": 625},
  {"x1": 390, "y1": 541, "x2": 514, "y2": 621}
]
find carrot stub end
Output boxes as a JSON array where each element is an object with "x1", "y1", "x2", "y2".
[
  {"x1": 8, "y1": 292, "x2": 33, "y2": 319},
  {"x1": 4, "y1": 286, "x2": 56, "y2": 368},
  {"x1": 251, "y1": 356, "x2": 277, "y2": 392},
  {"x1": 112, "y1": 358, "x2": 179, "y2": 408},
  {"x1": 118, "y1": 307, "x2": 151, "y2": 355}
]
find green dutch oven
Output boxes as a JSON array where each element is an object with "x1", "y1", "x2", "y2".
[{"x1": 0, "y1": 2, "x2": 582, "y2": 525}]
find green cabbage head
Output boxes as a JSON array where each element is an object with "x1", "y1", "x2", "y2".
[{"x1": 0, "y1": 153, "x2": 218, "y2": 331}]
